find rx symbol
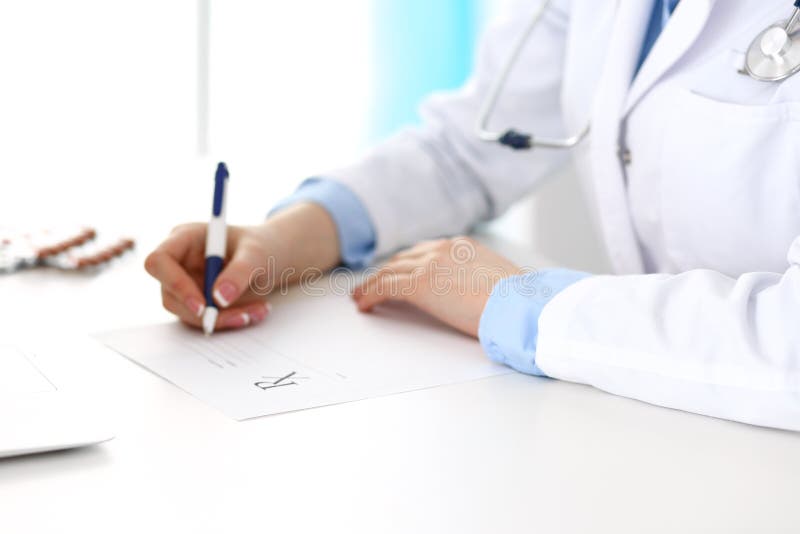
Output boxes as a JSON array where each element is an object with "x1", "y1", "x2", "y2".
[{"x1": 254, "y1": 371, "x2": 309, "y2": 390}]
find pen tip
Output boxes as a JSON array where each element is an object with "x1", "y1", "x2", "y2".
[{"x1": 202, "y1": 306, "x2": 218, "y2": 336}]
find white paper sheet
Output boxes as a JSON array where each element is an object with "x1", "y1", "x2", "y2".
[{"x1": 95, "y1": 279, "x2": 511, "y2": 420}]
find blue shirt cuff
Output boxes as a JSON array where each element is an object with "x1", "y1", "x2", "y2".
[
  {"x1": 271, "y1": 178, "x2": 377, "y2": 269},
  {"x1": 478, "y1": 268, "x2": 591, "y2": 376}
]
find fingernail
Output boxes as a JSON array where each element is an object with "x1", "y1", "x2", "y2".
[
  {"x1": 250, "y1": 304, "x2": 270, "y2": 323},
  {"x1": 214, "y1": 281, "x2": 237, "y2": 308},
  {"x1": 186, "y1": 297, "x2": 205, "y2": 317},
  {"x1": 221, "y1": 312, "x2": 250, "y2": 329}
]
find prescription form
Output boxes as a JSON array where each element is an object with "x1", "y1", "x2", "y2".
[{"x1": 96, "y1": 278, "x2": 511, "y2": 420}]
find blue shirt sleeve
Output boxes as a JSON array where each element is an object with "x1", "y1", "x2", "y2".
[
  {"x1": 270, "y1": 178, "x2": 377, "y2": 269},
  {"x1": 478, "y1": 268, "x2": 591, "y2": 376}
]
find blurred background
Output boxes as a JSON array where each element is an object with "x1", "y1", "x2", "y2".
[{"x1": 0, "y1": 0, "x2": 602, "y2": 271}]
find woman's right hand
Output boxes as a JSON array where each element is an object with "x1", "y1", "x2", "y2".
[{"x1": 144, "y1": 203, "x2": 340, "y2": 331}]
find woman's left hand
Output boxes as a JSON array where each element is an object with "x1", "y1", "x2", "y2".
[{"x1": 352, "y1": 237, "x2": 522, "y2": 337}]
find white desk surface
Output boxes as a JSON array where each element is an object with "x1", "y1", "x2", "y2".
[{"x1": 1, "y1": 235, "x2": 799, "y2": 534}]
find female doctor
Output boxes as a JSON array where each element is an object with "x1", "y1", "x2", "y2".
[{"x1": 145, "y1": 0, "x2": 800, "y2": 431}]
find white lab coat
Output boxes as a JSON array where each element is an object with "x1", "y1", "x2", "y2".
[{"x1": 327, "y1": 0, "x2": 800, "y2": 431}]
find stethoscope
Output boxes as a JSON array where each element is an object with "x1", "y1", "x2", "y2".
[{"x1": 476, "y1": 0, "x2": 800, "y2": 151}]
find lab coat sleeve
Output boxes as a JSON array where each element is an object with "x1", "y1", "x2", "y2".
[
  {"x1": 534, "y1": 235, "x2": 800, "y2": 431},
  {"x1": 323, "y1": 0, "x2": 573, "y2": 258}
]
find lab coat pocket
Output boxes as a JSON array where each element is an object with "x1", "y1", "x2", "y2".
[{"x1": 659, "y1": 89, "x2": 800, "y2": 275}]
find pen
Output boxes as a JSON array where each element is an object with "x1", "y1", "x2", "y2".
[{"x1": 202, "y1": 162, "x2": 229, "y2": 335}]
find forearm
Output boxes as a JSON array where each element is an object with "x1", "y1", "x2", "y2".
[
  {"x1": 321, "y1": 3, "x2": 570, "y2": 258},
  {"x1": 535, "y1": 263, "x2": 800, "y2": 431}
]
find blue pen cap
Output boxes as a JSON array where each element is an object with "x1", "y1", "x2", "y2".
[{"x1": 212, "y1": 162, "x2": 229, "y2": 216}]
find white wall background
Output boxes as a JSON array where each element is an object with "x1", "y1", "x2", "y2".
[{"x1": 0, "y1": 1, "x2": 374, "y2": 239}]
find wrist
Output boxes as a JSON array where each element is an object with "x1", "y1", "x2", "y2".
[
  {"x1": 478, "y1": 268, "x2": 592, "y2": 376},
  {"x1": 271, "y1": 178, "x2": 376, "y2": 269},
  {"x1": 261, "y1": 202, "x2": 341, "y2": 275}
]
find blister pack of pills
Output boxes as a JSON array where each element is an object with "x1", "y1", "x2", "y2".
[{"x1": 0, "y1": 227, "x2": 134, "y2": 273}]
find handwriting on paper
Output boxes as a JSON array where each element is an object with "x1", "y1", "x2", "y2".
[{"x1": 254, "y1": 371, "x2": 310, "y2": 391}]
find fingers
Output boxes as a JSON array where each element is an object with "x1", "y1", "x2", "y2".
[
  {"x1": 353, "y1": 250, "x2": 432, "y2": 311},
  {"x1": 353, "y1": 272, "x2": 418, "y2": 312},
  {"x1": 159, "y1": 223, "x2": 206, "y2": 263},
  {"x1": 145, "y1": 249, "x2": 206, "y2": 317},
  {"x1": 353, "y1": 260, "x2": 425, "y2": 311},
  {"x1": 373, "y1": 258, "x2": 424, "y2": 276},
  {"x1": 161, "y1": 289, "x2": 271, "y2": 331},
  {"x1": 388, "y1": 239, "x2": 446, "y2": 262},
  {"x1": 148, "y1": 224, "x2": 271, "y2": 331},
  {"x1": 211, "y1": 239, "x2": 265, "y2": 308}
]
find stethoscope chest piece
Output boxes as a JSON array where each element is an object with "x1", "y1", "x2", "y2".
[{"x1": 746, "y1": 9, "x2": 800, "y2": 81}]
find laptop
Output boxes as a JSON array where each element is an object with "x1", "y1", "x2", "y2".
[{"x1": 0, "y1": 345, "x2": 113, "y2": 458}]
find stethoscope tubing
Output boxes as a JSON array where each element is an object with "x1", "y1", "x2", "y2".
[{"x1": 476, "y1": 0, "x2": 800, "y2": 151}]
